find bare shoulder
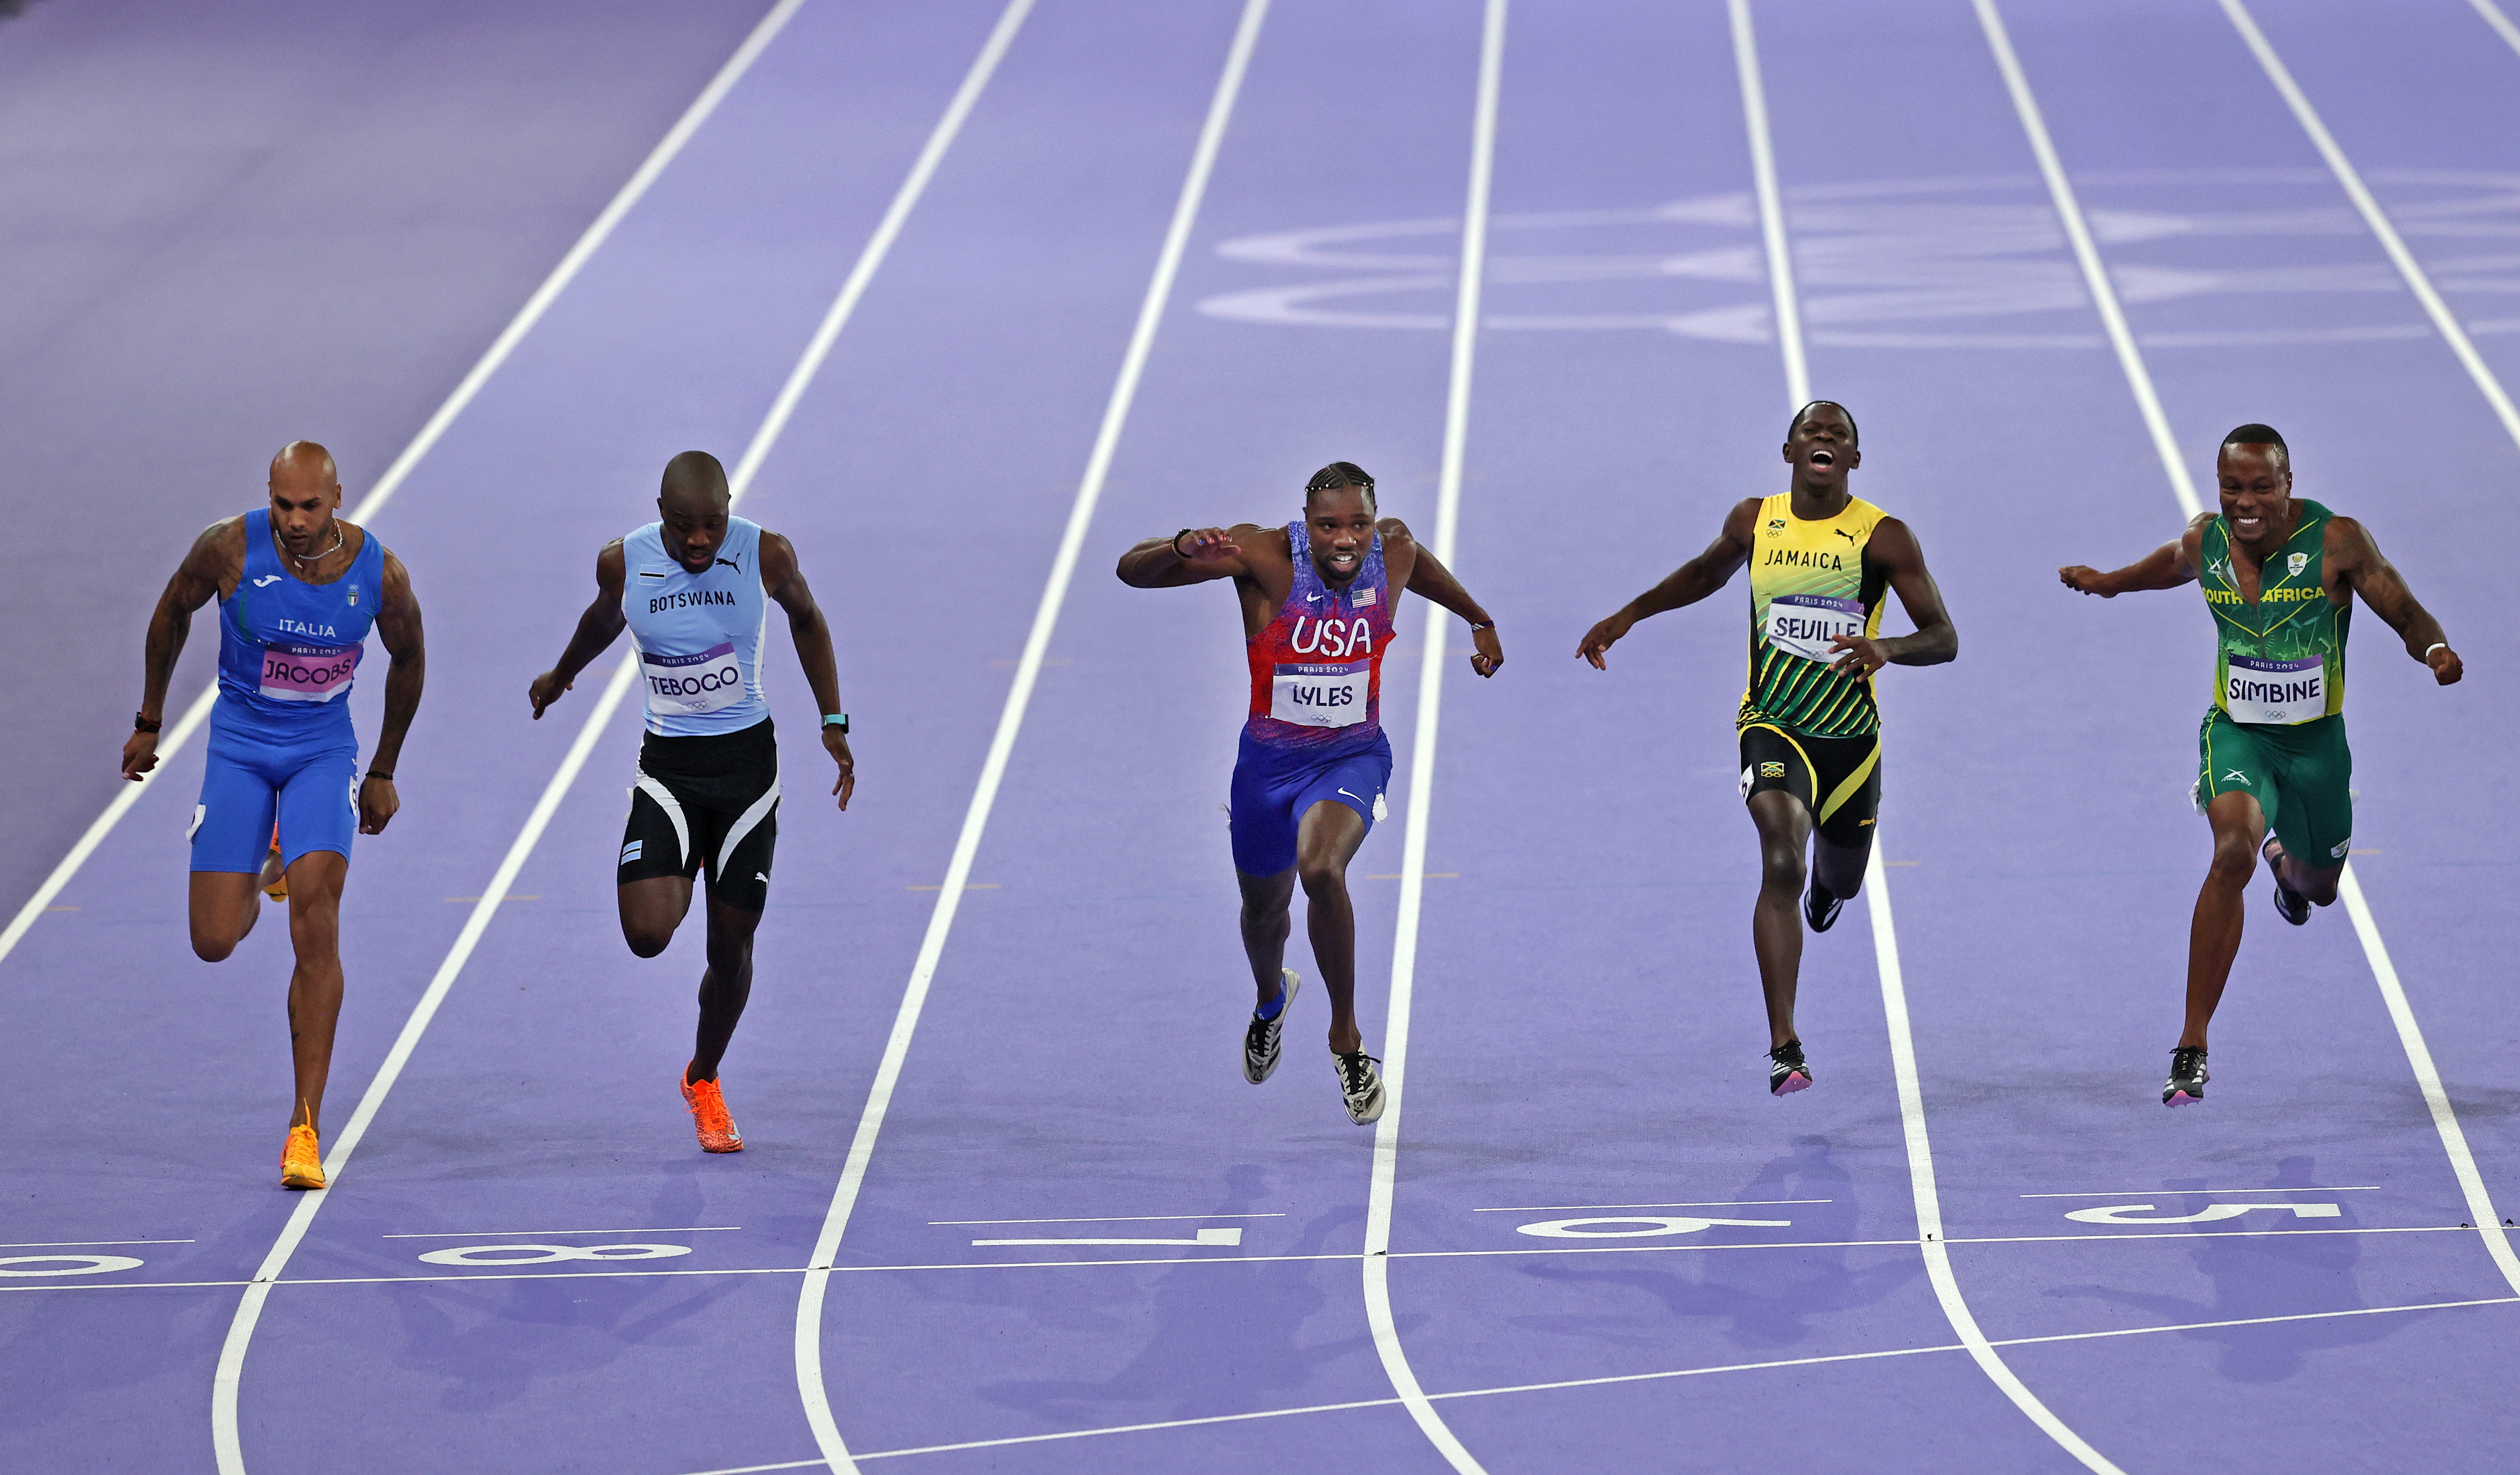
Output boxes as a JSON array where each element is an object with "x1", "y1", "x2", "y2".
[
  {"x1": 756, "y1": 529, "x2": 798, "y2": 570},
  {"x1": 1234, "y1": 522, "x2": 1292, "y2": 564},
  {"x1": 1375, "y1": 515, "x2": 1416, "y2": 551},
  {"x1": 595, "y1": 538, "x2": 626, "y2": 582},
  {"x1": 182, "y1": 515, "x2": 247, "y2": 577},
  {"x1": 1868, "y1": 514, "x2": 1926, "y2": 563},
  {"x1": 1721, "y1": 496, "x2": 1765, "y2": 539}
]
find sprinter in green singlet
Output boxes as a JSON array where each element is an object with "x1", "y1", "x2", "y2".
[
  {"x1": 1580, "y1": 402, "x2": 1957, "y2": 1095},
  {"x1": 2061, "y1": 424, "x2": 2461, "y2": 1106}
]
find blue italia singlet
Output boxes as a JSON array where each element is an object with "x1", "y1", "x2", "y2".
[
  {"x1": 215, "y1": 508, "x2": 385, "y2": 739},
  {"x1": 621, "y1": 517, "x2": 769, "y2": 737}
]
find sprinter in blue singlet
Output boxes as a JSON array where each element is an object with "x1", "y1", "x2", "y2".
[
  {"x1": 530, "y1": 451, "x2": 856, "y2": 1155},
  {"x1": 124, "y1": 442, "x2": 427, "y2": 1189}
]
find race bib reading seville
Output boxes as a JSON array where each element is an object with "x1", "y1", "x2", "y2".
[
  {"x1": 641, "y1": 642, "x2": 745, "y2": 716},
  {"x1": 2224, "y1": 655, "x2": 2324, "y2": 725},
  {"x1": 258, "y1": 643, "x2": 360, "y2": 703},
  {"x1": 1763, "y1": 593, "x2": 1866, "y2": 664},
  {"x1": 1270, "y1": 660, "x2": 1370, "y2": 728}
]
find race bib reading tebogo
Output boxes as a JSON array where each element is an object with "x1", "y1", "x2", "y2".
[
  {"x1": 2224, "y1": 655, "x2": 2325, "y2": 725},
  {"x1": 1270, "y1": 660, "x2": 1370, "y2": 728},
  {"x1": 259, "y1": 643, "x2": 360, "y2": 703},
  {"x1": 1763, "y1": 594, "x2": 1866, "y2": 664},
  {"x1": 642, "y1": 642, "x2": 745, "y2": 716}
]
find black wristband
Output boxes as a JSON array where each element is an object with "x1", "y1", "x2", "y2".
[
  {"x1": 134, "y1": 712, "x2": 162, "y2": 734},
  {"x1": 364, "y1": 770, "x2": 394, "y2": 782},
  {"x1": 1467, "y1": 620, "x2": 1494, "y2": 631},
  {"x1": 1171, "y1": 528, "x2": 1195, "y2": 558}
]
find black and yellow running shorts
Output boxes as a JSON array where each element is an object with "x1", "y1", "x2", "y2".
[
  {"x1": 1739, "y1": 722, "x2": 1880, "y2": 849},
  {"x1": 2196, "y1": 709, "x2": 2353, "y2": 869}
]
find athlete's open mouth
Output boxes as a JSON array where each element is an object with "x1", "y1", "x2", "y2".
[{"x1": 1809, "y1": 450, "x2": 1836, "y2": 467}]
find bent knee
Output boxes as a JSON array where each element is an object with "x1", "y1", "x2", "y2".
[
  {"x1": 191, "y1": 932, "x2": 239, "y2": 964},
  {"x1": 624, "y1": 930, "x2": 673, "y2": 960},
  {"x1": 1759, "y1": 847, "x2": 1807, "y2": 892},
  {"x1": 1296, "y1": 861, "x2": 1349, "y2": 899}
]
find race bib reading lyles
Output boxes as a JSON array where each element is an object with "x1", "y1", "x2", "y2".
[
  {"x1": 2223, "y1": 655, "x2": 2325, "y2": 725},
  {"x1": 259, "y1": 642, "x2": 361, "y2": 703},
  {"x1": 1270, "y1": 660, "x2": 1371, "y2": 728},
  {"x1": 1763, "y1": 593, "x2": 1866, "y2": 664},
  {"x1": 642, "y1": 642, "x2": 745, "y2": 716}
]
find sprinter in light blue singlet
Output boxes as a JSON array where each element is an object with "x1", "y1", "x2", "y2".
[
  {"x1": 530, "y1": 451, "x2": 856, "y2": 1155},
  {"x1": 125, "y1": 442, "x2": 427, "y2": 1189}
]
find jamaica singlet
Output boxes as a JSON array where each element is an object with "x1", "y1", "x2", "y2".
[
  {"x1": 1738, "y1": 492, "x2": 1888, "y2": 738},
  {"x1": 2200, "y1": 500, "x2": 2346, "y2": 726}
]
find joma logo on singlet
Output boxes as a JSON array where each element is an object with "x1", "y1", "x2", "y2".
[
  {"x1": 276, "y1": 618, "x2": 338, "y2": 638},
  {"x1": 1290, "y1": 615, "x2": 1374, "y2": 659},
  {"x1": 649, "y1": 589, "x2": 736, "y2": 614},
  {"x1": 1762, "y1": 549, "x2": 1843, "y2": 569}
]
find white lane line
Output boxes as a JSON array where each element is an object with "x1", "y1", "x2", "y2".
[
  {"x1": 1726, "y1": 0, "x2": 1806, "y2": 406},
  {"x1": 787, "y1": 5, "x2": 1271, "y2": 1471},
  {"x1": 1973, "y1": 0, "x2": 2200, "y2": 517},
  {"x1": 927, "y1": 1213, "x2": 1287, "y2": 1226},
  {"x1": 2338, "y1": 867, "x2": 2520, "y2": 1290},
  {"x1": 1472, "y1": 1198, "x2": 1829, "y2": 1212},
  {"x1": 1735, "y1": 4, "x2": 2121, "y2": 1471},
  {"x1": 0, "y1": 0, "x2": 816, "y2": 971},
  {"x1": 667, "y1": 1290, "x2": 2520, "y2": 1472},
  {"x1": 2222, "y1": 0, "x2": 2520, "y2": 451},
  {"x1": 209, "y1": 4, "x2": 1029, "y2": 1468},
  {"x1": 1364, "y1": 3, "x2": 1504, "y2": 1473},
  {"x1": 378, "y1": 1226, "x2": 743, "y2": 1239},
  {"x1": 2020, "y1": 1187, "x2": 2379, "y2": 1199},
  {"x1": 2475, "y1": 0, "x2": 2520, "y2": 57},
  {"x1": 1981, "y1": 0, "x2": 2520, "y2": 1303}
]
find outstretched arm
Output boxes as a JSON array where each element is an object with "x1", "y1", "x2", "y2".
[
  {"x1": 1577, "y1": 498, "x2": 1759, "y2": 670},
  {"x1": 761, "y1": 531, "x2": 856, "y2": 809},
  {"x1": 2332, "y1": 516, "x2": 2461, "y2": 685},
  {"x1": 360, "y1": 549, "x2": 425, "y2": 833},
  {"x1": 1116, "y1": 526, "x2": 1255, "y2": 587},
  {"x1": 124, "y1": 518, "x2": 239, "y2": 780},
  {"x1": 2059, "y1": 514, "x2": 2208, "y2": 597},
  {"x1": 529, "y1": 542, "x2": 630, "y2": 719},
  {"x1": 1826, "y1": 517, "x2": 1956, "y2": 674},
  {"x1": 1384, "y1": 519, "x2": 1500, "y2": 678}
]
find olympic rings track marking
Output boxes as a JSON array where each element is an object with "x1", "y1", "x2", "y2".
[
  {"x1": 785, "y1": 5, "x2": 1271, "y2": 1469},
  {"x1": 1735, "y1": 4, "x2": 2125, "y2": 1472},
  {"x1": 1979, "y1": 0, "x2": 2520, "y2": 1301},
  {"x1": 0, "y1": 0, "x2": 812, "y2": 976},
  {"x1": 203, "y1": 5, "x2": 1034, "y2": 1471},
  {"x1": 1362, "y1": 1, "x2": 1504, "y2": 1472}
]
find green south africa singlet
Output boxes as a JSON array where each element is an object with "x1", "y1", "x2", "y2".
[
  {"x1": 1738, "y1": 492, "x2": 1889, "y2": 739},
  {"x1": 2201, "y1": 499, "x2": 2347, "y2": 724}
]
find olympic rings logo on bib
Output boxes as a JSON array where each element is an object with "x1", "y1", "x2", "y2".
[
  {"x1": 2224, "y1": 655, "x2": 2324, "y2": 725},
  {"x1": 641, "y1": 641, "x2": 745, "y2": 716}
]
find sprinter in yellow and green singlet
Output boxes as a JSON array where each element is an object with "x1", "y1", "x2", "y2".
[
  {"x1": 2062, "y1": 424, "x2": 2462, "y2": 1108},
  {"x1": 1580, "y1": 402, "x2": 1957, "y2": 1096}
]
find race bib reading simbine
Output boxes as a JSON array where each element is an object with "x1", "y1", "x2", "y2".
[{"x1": 2224, "y1": 655, "x2": 2325, "y2": 726}]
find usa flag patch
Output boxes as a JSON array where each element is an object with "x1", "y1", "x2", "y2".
[{"x1": 1352, "y1": 587, "x2": 1377, "y2": 607}]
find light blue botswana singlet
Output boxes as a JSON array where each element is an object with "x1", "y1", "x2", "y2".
[
  {"x1": 214, "y1": 507, "x2": 385, "y2": 740},
  {"x1": 621, "y1": 516, "x2": 769, "y2": 737}
]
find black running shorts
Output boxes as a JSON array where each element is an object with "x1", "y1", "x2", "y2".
[
  {"x1": 618, "y1": 718, "x2": 779, "y2": 913},
  {"x1": 1738, "y1": 722, "x2": 1880, "y2": 851}
]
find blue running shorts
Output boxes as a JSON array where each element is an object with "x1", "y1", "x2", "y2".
[
  {"x1": 189, "y1": 706, "x2": 360, "y2": 874},
  {"x1": 1227, "y1": 729, "x2": 1393, "y2": 878}
]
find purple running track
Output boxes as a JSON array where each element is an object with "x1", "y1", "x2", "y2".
[{"x1": 3, "y1": 2, "x2": 2517, "y2": 1473}]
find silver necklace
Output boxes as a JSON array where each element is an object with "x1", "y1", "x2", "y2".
[{"x1": 280, "y1": 522, "x2": 344, "y2": 565}]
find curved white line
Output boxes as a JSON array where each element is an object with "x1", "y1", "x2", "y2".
[
  {"x1": 787, "y1": 3, "x2": 1271, "y2": 1470},
  {"x1": 1740, "y1": 4, "x2": 2125, "y2": 1469},
  {"x1": 1362, "y1": 3, "x2": 1503, "y2": 1473},
  {"x1": 210, "y1": 0, "x2": 1020, "y2": 1462}
]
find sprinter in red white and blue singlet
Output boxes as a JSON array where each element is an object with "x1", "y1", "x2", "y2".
[
  {"x1": 1117, "y1": 462, "x2": 1503, "y2": 1124},
  {"x1": 124, "y1": 441, "x2": 427, "y2": 1189}
]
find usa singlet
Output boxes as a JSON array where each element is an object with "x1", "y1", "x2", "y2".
[
  {"x1": 215, "y1": 508, "x2": 386, "y2": 738},
  {"x1": 1739, "y1": 492, "x2": 1888, "y2": 739},
  {"x1": 2200, "y1": 499, "x2": 2346, "y2": 726},
  {"x1": 622, "y1": 517, "x2": 769, "y2": 737},
  {"x1": 1245, "y1": 520, "x2": 1397, "y2": 751}
]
